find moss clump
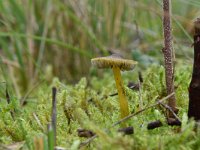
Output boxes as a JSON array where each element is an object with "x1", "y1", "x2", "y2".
[{"x1": 0, "y1": 64, "x2": 198, "y2": 149}]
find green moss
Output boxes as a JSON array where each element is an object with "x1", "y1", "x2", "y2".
[{"x1": 0, "y1": 64, "x2": 198, "y2": 149}]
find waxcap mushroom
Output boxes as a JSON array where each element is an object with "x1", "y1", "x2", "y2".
[
  {"x1": 91, "y1": 54, "x2": 137, "y2": 71},
  {"x1": 91, "y1": 54, "x2": 137, "y2": 120}
]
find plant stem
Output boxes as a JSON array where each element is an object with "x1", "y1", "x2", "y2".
[
  {"x1": 33, "y1": 113, "x2": 45, "y2": 131},
  {"x1": 112, "y1": 66, "x2": 129, "y2": 119},
  {"x1": 51, "y1": 87, "x2": 57, "y2": 145},
  {"x1": 162, "y1": 0, "x2": 176, "y2": 117},
  {"x1": 47, "y1": 124, "x2": 54, "y2": 150},
  {"x1": 159, "y1": 102, "x2": 181, "y2": 122},
  {"x1": 188, "y1": 18, "x2": 200, "y2": 121}
]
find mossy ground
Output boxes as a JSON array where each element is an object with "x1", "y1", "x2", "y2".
[{"x1": 0, "y1": 64, "x2": 199, "y2": 150}]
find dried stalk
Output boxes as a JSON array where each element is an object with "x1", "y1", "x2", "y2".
[
  {"x1": 159, "y1": 102, "x2": 181, "y2": 122},
  {"x1": 51, "y1": 87, "x2": 57, "y2": 145},
  {"x1": 33, "y1": 113, "x2": 45, "y2": 131},
  {"x1": 162, "y1": 0, "x2": 176, "y2": 117}
]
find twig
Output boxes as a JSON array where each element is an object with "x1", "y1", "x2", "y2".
[
  {"x1": 51, "y1": 87, "x2": 57, "y2": 145},
  {"x1": 79, "y1": 135, "x2": 97, "y2": 147},
  {"x1": 159, "y1": 102, "x2": 181, "y2": 122},
  {"x1": 33, "y1": 112, "x2": 45, "y2": 131},
  {"x1": 112, "y1": 92, "x2": 175, "y2": 127},
  {"x1": 79, "y1": 92, "x2": 175, "y2": 147}
]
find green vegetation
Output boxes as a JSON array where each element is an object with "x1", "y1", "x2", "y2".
[
  {"x1": 0, "y1": 0, "x2": 199, "y2": 149},
  {"x1": 0, "y1": 64, "x2": 197, "y2": 149}
]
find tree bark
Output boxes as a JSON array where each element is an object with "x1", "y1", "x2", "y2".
[
  {"x1": 188, "y1": 18, "x2": 200, "y2": 121},
  {"x1": 162, "y1": 0, "x2": 177, "y2": 118}
]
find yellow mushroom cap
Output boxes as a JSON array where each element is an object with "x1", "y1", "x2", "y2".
[{"x1": 91, "y1": 54, "x2": 137, "y2": 71}]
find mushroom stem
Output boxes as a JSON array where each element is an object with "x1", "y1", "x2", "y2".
[{"x1": 112, "y1": 66, "x2": 130, "y2": 119}]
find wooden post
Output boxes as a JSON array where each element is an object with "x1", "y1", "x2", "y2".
[{"x1": 188, "y1": 18, "x2": 200, "y2": 121}]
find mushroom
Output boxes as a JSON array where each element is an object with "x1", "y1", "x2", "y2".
[{"x1": 91, "y1": 54, "x2": 137, "y2": 119}]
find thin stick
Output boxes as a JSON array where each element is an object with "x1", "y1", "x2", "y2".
[
  {"x1": 33, "y1": 113, "x2": 45, "y2": 131},
  {"x1": 159, "y1": 102, "x2": 181, "y2": 122},
  {"x1": 112, "y1": 92, "x2": 175, "y2": 127},
  {"x1": 79, "y1": 135, "x2": 97, "y2": 147},
  {"x1": 80, "y1": 92, "x2": 175, "y2": 147},
  {"x1": 51, "y1": 87, "x2": 57, "y2": 145}
]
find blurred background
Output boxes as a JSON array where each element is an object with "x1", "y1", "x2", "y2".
[{"x1": 0, "y1": 0, "x2": 199, "y2": 96}]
